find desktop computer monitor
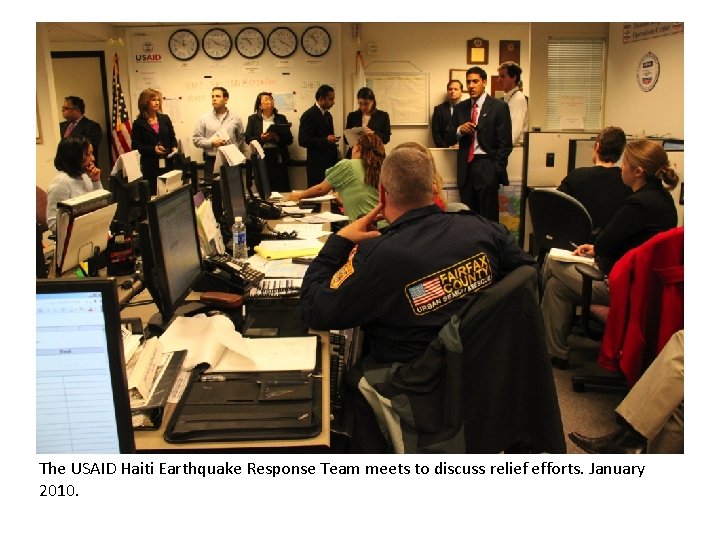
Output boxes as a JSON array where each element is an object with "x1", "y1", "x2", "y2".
[
  {"x1": 250, "y1": 154, "x2": 272, "y2": 201},
  {"x1": 36, "y1": 277, "x2": 135, "y2": 453},
  {"x1": 220, "y1": 163, "x2": 248, "y2": 224},
  {"x1": 109, "y1": 172, "x2": 150, "y2": 233},
  {"x1": 141, "y1": 184, "x2": 205, "y2": 331}
]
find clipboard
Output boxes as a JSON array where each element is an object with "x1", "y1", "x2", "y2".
[{"x1": 163, "y1": 335, "x2": 321, "y2": 442}]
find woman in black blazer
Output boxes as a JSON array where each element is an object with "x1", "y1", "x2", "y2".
[
  {"x1": 344, "y1": 87, "x2": 391, "y2": 158},
  {"x1": 131, "y1": 88, "x2": 178, "y2": 195},
  {"x1": 245, "y1": 92, "x2": 293, "y2": 192}
]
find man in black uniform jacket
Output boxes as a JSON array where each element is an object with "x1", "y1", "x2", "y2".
[
  {"x1": 301, "y1": 147, "x2": 534, "y2": 451},
  {"x1": 301, "y1": 147, "x2": 534, "y2": 364},
  {"x1": 298, "y1": 84, "x2": 340, "y2": 187},
  {"x1": 447, "y1": 67, "x2": 512, "y2": 221},
  {"x1": 60, "y1": 96, "x2": 102, "y2": 165}
]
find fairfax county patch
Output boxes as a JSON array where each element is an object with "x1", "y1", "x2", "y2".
[
  {"x1": 330, "y1": 246, "x2": 358, "y2": 289},
  {"x1": 404, "y1": 252, "x2": 493, "y2": 315}
]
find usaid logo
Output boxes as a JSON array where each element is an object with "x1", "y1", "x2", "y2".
[{"x1": 136, "y1": 41, "x2": 162, "y2": 62}]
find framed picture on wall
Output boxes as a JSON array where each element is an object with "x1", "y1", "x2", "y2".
[
  {"x1": 449, "y1": 69, "x2": 465, "y2": 82},
  {"x1": 499, "y1": 40, "x2": 521, "y2": 64}
]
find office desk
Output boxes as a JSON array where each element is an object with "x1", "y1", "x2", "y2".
[{"x1": 121, "y1": 284, "x2": 331, "y2": 452}]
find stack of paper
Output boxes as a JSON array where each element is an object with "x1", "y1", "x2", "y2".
[
  {"x1": 548, "y1": 248, "x2": 596, "y2": 266},
  {"x1": 159, "y1": 314, "x2": 317, "y2": 372},
  {"x1": 254, "y1": 239, "x2": 324, "y2": 260}
]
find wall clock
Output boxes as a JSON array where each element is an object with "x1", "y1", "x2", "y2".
[
  {"x1": 168, "y1": 29, "x2": 199, "y2": 61},
  {"x1": 202, "y1": 28, "x2": 232, "y2": 60},
  {"x1": 301, "y1": 26, "x2": 331, "y2": 57},
  {"x1": 235, "y1": 27, "x2": 265, "y2": 59},
  {"x1": 267, "y1": 27, "x2": 298, "y2": 58}
]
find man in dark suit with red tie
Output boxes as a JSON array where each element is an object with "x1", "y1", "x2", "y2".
[
  {"x1": 299, "y1": 84, "x2": 340, "y2": 187},
  {"x1": 59, "y1": 96, "x2": 102, "y2": 164},
  {"x1": 447, "y1": 67, "x2": 512, "y2": 221}
]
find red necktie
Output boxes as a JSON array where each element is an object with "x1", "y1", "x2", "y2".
[
  {"x1": 467, "y1": 100, "x2": 478, "y2": 163},
  {"x1": 63, "y1": 122, "x2": 76, "y2": 138}
]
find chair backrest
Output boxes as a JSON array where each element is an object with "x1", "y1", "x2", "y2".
[
  {"x1": 598, "y1": 226, "x2": 684, "y2": 386},
  {"x1": 528, "y1": 189, "x2": 593, "y2": 264}
]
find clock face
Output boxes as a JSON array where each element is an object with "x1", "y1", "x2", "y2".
[
  {"x1": 301, "y1": 26, "x2": 331, "y2": 57},
  {"x1": 267, "y1": 27, "x2": 298, "y2": 58},
  {"x1": 168, "y1": 29, "x2": 199, "y2": 61},
  {"x1": 202, "y1": 28, "x2": 232, "y2": 60},
  {"x1": 235, "y1": 27, "x2": 265, "y2": 59}
]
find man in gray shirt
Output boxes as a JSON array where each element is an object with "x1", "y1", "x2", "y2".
[{"x1": 192, "y1": 86, "x2": 245, "y2": 179}]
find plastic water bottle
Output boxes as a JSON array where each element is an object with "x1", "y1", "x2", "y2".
[{"x1": 232, "y1": 217, "x2": 248, "y2": 260}]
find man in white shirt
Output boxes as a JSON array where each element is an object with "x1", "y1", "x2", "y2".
[
  {"x1": 497, "y1": 61, "x2": 529, "y2": 147},
  {"x1": 192, "y1": 86, "x2": 245, "y2": 180}
]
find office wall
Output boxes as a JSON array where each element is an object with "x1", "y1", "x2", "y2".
[
  {"x1": 338, "y1": 22, "x2": 531, "y2": 152},
  {"x1": 605, "y1": 23, "x2": 683, "y2": 138}
]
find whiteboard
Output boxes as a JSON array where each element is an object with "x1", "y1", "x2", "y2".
[
  {"x1": 365, "y1": 72, "x2": 429, "y2": 126},
  {"x1": 124, "y1": 23, "x2": 343, "y2": 161}
]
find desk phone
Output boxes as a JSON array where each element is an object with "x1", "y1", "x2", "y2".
[{"x1": 202, "y1": 253, "x2": 265, "y2": 290}]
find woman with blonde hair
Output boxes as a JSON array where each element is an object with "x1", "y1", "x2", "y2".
[
  {"x1": 542, "y1": 138, "x2": 679, "y2": 368},
  {"x1": 131, "y1": 88, "x2": 178, "y2": 195},
  {"x1": 289, "y1": 132, "x2": 385, "y2": 222},
  {"x1": 394, "y1": 141, "x2": 447, "y2": 210}
]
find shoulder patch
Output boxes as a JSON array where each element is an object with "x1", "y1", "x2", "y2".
[
  {"x1": 330, "y1": 245, "x2": 358, "y2": 289},
  {"x1": 404, "y1": 252, "x2": 493, "y2": 315}
]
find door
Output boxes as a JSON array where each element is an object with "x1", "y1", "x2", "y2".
[{"x1": 51, "y1": 52, "x2": 111, "y2": 186}]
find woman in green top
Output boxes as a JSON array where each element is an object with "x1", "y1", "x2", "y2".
[{"x1": 289, "y1": 132, "x2": 385, "y2": 222}]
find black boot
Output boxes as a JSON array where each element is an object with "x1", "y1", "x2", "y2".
[{"x1": 568, "y1": 421, "x2": 646, "y2": 454}]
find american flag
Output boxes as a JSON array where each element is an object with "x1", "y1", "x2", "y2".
[
  {"x1": 111, "y1": 53, "x2": 132, "y2": 164},
  {"x1": 408, "y1": 277, "x2": 444, "y2": 307}
]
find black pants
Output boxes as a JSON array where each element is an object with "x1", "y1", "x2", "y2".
[{"x1": 459, "y1": 157, "x2": 500, "y2": 221}]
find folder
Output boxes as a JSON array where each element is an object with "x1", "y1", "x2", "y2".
[
  {"x1": 163, "y1": 335, "x2": 321, "y2": 442},
  {"x1": 253, "y1": 239, "x2": 324, "y2": 260},
  {"x1": 57, "y1": 203, "x2": 117, "y2": 274}
]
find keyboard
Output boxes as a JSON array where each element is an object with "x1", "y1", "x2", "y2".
[{"x1": 246, "y1": 278, "x2": 302, "y2": 299}]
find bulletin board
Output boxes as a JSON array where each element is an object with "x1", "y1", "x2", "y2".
[
  {"x1": 365, "y1": 72, "x2": 429, "y2": 126},
  {"x1": 123, "y1": 23, "x2": 343, "y2": 161}
]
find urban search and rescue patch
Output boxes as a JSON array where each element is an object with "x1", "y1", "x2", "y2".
[
  {"x1": 330, "y1": 246, "x2": 358, "y2": 289},
  {"x1": 404, "y1": 252, "x2": 493, "y2": 315}
]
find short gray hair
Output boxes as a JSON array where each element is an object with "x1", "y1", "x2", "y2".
[{"x1": 380, "y1": 147, "x2": 434, "y2": 207}]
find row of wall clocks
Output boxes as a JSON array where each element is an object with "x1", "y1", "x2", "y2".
[{"x1": 168, "y1": 26, "x2": 331, "y2": 61}]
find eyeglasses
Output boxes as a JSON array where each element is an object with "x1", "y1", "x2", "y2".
[{"x1": 61, "y1": 106, "x2": 77, "y2": 111}]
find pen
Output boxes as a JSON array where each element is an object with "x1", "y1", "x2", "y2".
[{"x1": 569, "y1": 242, "x2": 579, "y2": 250}]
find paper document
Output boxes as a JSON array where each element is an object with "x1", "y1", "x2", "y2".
[
  {"x1": 214, "y1": 143, "x2": 246, "y2": 173},
  {"x1": 299, "y1": 211, "x2": 349, "y2": 224},
  {"x1": 159, "y1": 314, "x2": 316, "y2": 372},
  {"x1": 254, "y1": 239, "x2": 324, "y2": 260},
  {"x1": 548, "y1": 248, "x2": 597, "y2": 266},
  {"x1": 291, "y1": 191, "x2": 336, "y2": 202},
  {"x1": 246, "y1": 254, "x2": 310, "y2": 278},
  {"x1": 113, "y1": 150, "x2": 142, "y2": 182},
  {"x1": 122, "y1": 326, "x2": 142, "y2": 365},
  {"x1": 249, "y1": 139, "x2": 265, "y2": 159},
  {"x1": 344, "y1": 126, "x2": 367, "y2": 147}
]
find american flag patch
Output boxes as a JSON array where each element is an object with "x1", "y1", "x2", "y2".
[{"x1": 408, "y1": 277, "x2": 444, "y2": 307}]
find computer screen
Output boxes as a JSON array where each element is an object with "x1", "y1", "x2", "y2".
[
  {"x1": 36, "y1": 277, "x2": 135, "y2": 453},
  {"x1": 109, "y1": 173, "x2": 150, "y2": 233},
  {"x1": 144, "y1": 184, "x2": 204, "y2": 327},
  {"x1": 250, "y1": 154, "x2": 272, "y2": 201},
  {"x1": 220, "y1": 164, "x2": 248, "y2": 224}
]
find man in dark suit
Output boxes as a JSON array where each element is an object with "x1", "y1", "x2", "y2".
[
  {"x1": 447, "y1": 67, "x2": 512, "y2": 221},
  {"x1": 299, "y1": 84, "x2": 340, "y2": 187},
  {"x1": 59, "y1": 96, "x2": 102, "y2": 164},
  {"x1": 431, "y1": 79, "x2": 463, "y2": 148}
]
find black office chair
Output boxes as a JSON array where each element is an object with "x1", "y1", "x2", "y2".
[
  {"x1": 527, "y1": 189, "x2": 593, "y2": 270},
  {"x1": 353, "y1": 265, "x2": 566, "y2": 454}
]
